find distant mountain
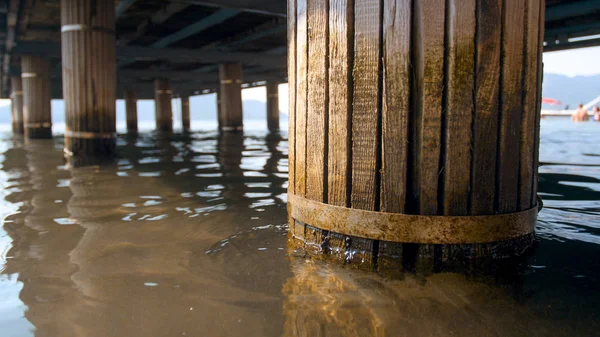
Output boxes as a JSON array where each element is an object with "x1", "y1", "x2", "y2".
[
  {"x1": 542, "y1": 73, "x2": 600, "y2": 110},
  {"x1": 0, "y1": 97, "x2": 288, "y2": 124}
]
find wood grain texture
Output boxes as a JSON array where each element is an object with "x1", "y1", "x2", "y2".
[
  {"x1": 381, "y1": 0, "x2": 410, "y2": 214},
  {"x1": 351, "y1": 0, "x2": 381, "y2": 211},
  {"x1": 412, "y1": 0, "x2": 445, "y2": 215},
  {"x1": 124, "y1": 89, "x2": 138, "y2": 133},
  {"x1": 471, "y1": 0, "x2": 502, "y2": 215},
  {"x1": 306, "y1": 0, "x2": 329, "y2": 202},
  {"x1": 295, "y1": 0, "x2": 308, "y2": 197},
  {"x1": 154, "y1": 79, "x2": 173, "y2": 132},
  {"x1": 10, "y1": 76, "x2": 24, "y2": 134},
  {"x1": 497, "y1": 0, "x2": 525, "y2": 213},
  {"x1": 532, "y1": 0, "x2": 545, "y2": 207},
  {"x1": 21, "y1": 56, "x2": 52, "y2": 139},
  {"x1": 266, "y1": 81, "x2": 280, "y2": 131},
  {"x1": 181, "y1": 95, "x2": 191, "y2": 132},
  {"x1": 443, "y1": 0, "x2": 475, "y2": 216},
  {"x1": 288, "y1": 0, "x2": 297, "y2": 196},
  {"x1": 218, "y1": 63, "x2": 243, "y2": 131},
  {"x1": 519, "y1": 0, "x2": 541, "y2": 211},
  {"x1": 327, "y1": 0, "x2": 353, "y2": 207},
  {"x1": 61, "y1": 0, "x2": 116, "y2": 156}
]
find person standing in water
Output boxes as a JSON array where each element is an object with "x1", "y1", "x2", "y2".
[
  {"x1": 572, "y1": 104, "x2": 589, "y2": 122},
  {"x1": 594, "y1": 106, "x2": 600, "y2": 122}
]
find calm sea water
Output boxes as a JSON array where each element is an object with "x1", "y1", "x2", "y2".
[{"x1": 0, "y1": 117, "x2": 598, "y2": 337}]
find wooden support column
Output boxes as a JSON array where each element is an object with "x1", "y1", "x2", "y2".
[
  {"x1": 21, "y1": 56, "x2": 52, "y2": 139},
  {"x1": 287, "y1": 0, "x2": 545, "y2": 268},
  {"x1": 10, "y1": 75, "x2": 24, "y2": 134},
  {"x1": 218, "y1": 63, "x2": 243, "y2": 131},
  {"x1": 124, "y1": 89, "x2": 138, "y2": 133},
  {"x1": 154, "y1": 79, "x2": 173, "y2": 132},
  {"x1": 61, "y1": 0, "x2": 116, "y2": 164},
  {"x1": 266, "y1": 81, "x2": 279, "y2": 131},
  {"x1": 181, "y1": 96, "x2": 191, "y2": 132}
]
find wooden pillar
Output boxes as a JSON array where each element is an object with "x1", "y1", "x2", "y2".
[
  {"x1": 216, "y1": 89, "x2": 222, "y2": 129},
  {"x1": 10, "y1": 75, "x2": 24, "y2": 134},
  {"x1": 181, "y1": 96, "x2": 191, "y2": 132},
  {"x1": 61, "y1": 0, "x2": 116, "y2": 163},
  {"x1": 218, "y1": 63, "x2": 243, "y2": 131},
  {"x1": 21, "y1": 56, "x2": 52, "y2": 139},
  {"x1": 124, "y1": 89, "x2": 138, "y2": 133},
  {"x1": 154, "y1": 79, "x2": 173, "y2": 132},
  {"x1": 288, "y1": 0, "x2": 545, "y2": 267},
  {"x1": 266, "y1": 81, "x2": 279, "y2": 131}
]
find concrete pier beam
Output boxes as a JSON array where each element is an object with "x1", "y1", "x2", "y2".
[
  {"x1": 181, "y1": 95, "x2": 190, "y2": 132},
  {"x1": 266, "y1": 81, "x2": 279, "y2": 131},
  {"x1": 154, "y1": 79, "x2": 173, "y2": 132},
  {"x1": 21, "y1": 56, "x2": 52, "y2": 139},
  {"x1": 124, "y1": 89, "x2": 138, "y2": 133},
  {"x1": 10, "y1": 75, "x2": 24, "y2": 134},
  {"x1": 61, "y1": 0, "x2": 117, "y2": 164},
  {"x1": 218, "y1": 63, "x2": 243, "y2": 132},
  {"x1": 287, "y1": 0, "x2": 545, "y2": 267}
]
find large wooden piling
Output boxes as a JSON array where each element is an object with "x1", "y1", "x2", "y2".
[
  {"x1": 21, "y1": 56, "x2": 52, "y2": 139},
  {"x1": 218, "y1": 63, "x2": 243, "y2": 131},
  {"x1": 288, "y1": 0, "x2": 545, "y2": 266},
  {"x1": 266, "y1": 81, "x2": 279, "y2": 131},
  {"x1": 181, "y1": 96, "x2": 191, "y2": 132},
  {"x1": 61, "y1": 0, "x2": 116, "y2": 162},
  {"x1": 154, "y1": 79, "x2": 173, "y2": 132},
  {"x1": 10, "y1": 75, "x2": 24, "y2": 134},
  {"x1": 124, "y1": 89, "x2": 138, "y2": 133}
]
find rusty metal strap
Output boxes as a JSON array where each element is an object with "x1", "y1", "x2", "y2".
[
  {"x1": 61, "y1": 24, "x2": 115, "y2": 35},
  {"x1": 25, "y1": 122, "x2": 52, "y2": 128},
  {"x1": 289, "y1": 194, "x2": 538, "y2": 244},
  {"x1": 65, "y1": 130, "x2": 115, "y2": 139}
]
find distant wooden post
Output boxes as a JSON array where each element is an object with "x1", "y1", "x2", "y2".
[
  {"x1": 288, "y1": 0, "x2": 545, "y2": 266},
  {"x1": 10, "y1": 76, "x2": 24, "y2": 134},
  {"x1": 21, "y1": 55, "x2": 52, "y2": 139},
  {"x1": 266, "y1": 81, "x2": 279, "y2": 131},
  {"x1": 61, "y1": 0, "x2": 116, "y2": 163},
  {"x1": 154, "y1": 79, "x2": 173, "y2": 132},
  {"x1": 218, "y1": 63, "x2": 243, "y2": 132},
  {"x1": 216, "y1": 89, "x2": 223, "y2": 129},
  {"x1": 124, "y1": 89, "x2": 138, "y2": 133},
  {"x1": 181, "y1": 95, "x2": 191, "y2": 132}
]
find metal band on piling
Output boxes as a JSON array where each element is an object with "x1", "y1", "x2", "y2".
[
  {"x1": 64, "y1": 130, "x2": 116, "y2": 139},
  {"x1": 288, "y1": 194, "x2": 538, "y2": 244},
  {"x1": 25, "y1": 122, "x2": 52, "y2": 128},
  {"x1": 22, "y1": 73, "x2": 39, "y2": 78},
  {"x1": 10, "y1": 91, "x2": 23, "y2": 98},
  {"x1": 221, "y1": 79, "x2": 242, "y2": 84},
  {"x1": 156, "y1": 89, "x2": 172, "y2": 94},
  {"x1": 61, "y1": 24, "x2": 115, "y2": 35}
]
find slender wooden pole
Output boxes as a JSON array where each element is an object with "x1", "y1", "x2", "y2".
[
  {"x1": 124, "y1": 89, "x2": 138, "y2": 133},
  {"x1": 21, "y1": 55, "x2": 52, "y2": 139},
  {"x1": 10, "y1": 75, "x2": 24, "y2": 134},
  {"x1": 154, "y1": 79, "x2": 173, "y2": 132},
  {"x1": 266, "y1": 81, "x2": 279, "y2": 131},
  {"x1": 218, "y1": 63, "x2": 243, "y2": 131},
  {"x1": 287, "y1": 0, "x2": 545, "y2": 265},
  {"x1": 181, "y1": 95, "x2": 190, "y2": 132},
  {"x1": 61, "y1": 0, "x2": 117, "y2": 163}
]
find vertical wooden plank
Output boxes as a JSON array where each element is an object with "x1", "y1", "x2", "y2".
[
  {"x1": 518, "y1": 0, "x2": 541, "y2": 211},
  {"x1": 497, "y1": 0, "x2": 525, "y2": 214},
  {"x1": 218, "y1": 63, "x2": 244, "y2": 131},
  {"x1": 351, "y1": 0, "x2": 382, "y2": 211},
  {"x1": 380, "y1": 0, "x2": 411, "y2": 213},
  {"x1": 532, "y1": 0, "x2": 545, "y2": 207},
  {"x1": 306, "y1": 0, "x2": 329, "y2": 202},
  {"x1": 412, "y1": 0, "x2": 445, "y2": 215},
  {"x1": 288, "y1": 0, "x2": 297, "y2": 196},
  {"x1": 295, "y1": 0, "x2": 308, "y2": 197},
  {"x1": 181, "y1": 95, "x2": 191, "y2": 132},
  {"x1": 443, "y1": 0, "x2": 475, "y2": 216},
  {"x1": 327, "y1": 0, "x2": 353, "y2": 207},
  {"x1": 21, "y1": 56, "x2": 52, "y2": 139},
  {"x1": 471, "y1": 0, "x2": 502, "y2": 215}
]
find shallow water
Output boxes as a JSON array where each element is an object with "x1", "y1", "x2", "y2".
[{"x1": 0, "y1": 118, "x2": 598, "y2": 337}]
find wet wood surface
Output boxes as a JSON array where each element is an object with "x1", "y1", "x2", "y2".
[
  {"x1": 295, "y1": 0, "x2": 308, "y2": 197},
  {"x1": 218, "y1": 63, "x2": 243, "y2": 131},
  {"x1": 181, "y1": 96, "x2": 190, "y2": 132},
  {"x1": 266, "y1": 81, "x2": 279, "y2": 131},
  {"x1": 124, "y1": 89, "x2": 138, "y2": 133},
  {"x1": 10, "y1": 76, "x2": 24, "y2": 134},
  {"x1": 154, "y1": 79, "x2": 173, "y2": 132}
]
